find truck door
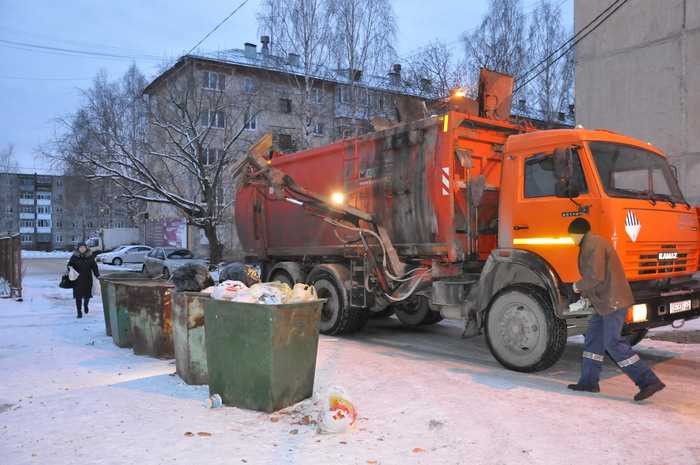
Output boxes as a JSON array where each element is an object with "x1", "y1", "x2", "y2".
[{"x1": 510, "y1": 148, "x2": 597, "y2": 283}]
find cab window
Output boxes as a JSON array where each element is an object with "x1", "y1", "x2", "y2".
[{"x1": 524, "y1": 151, "x2": 588, "y2": 198}]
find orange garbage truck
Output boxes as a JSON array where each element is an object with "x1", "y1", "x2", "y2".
[{"x1": 235, "y1": 70, "x2": 700, "y2": 372}]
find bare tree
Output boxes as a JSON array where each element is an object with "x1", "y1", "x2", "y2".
[
  {"x1": 405, "y1": 40, "x2": 470, "y2": 98},
  {"x1": 257, "y1": 0, "x2": 335, "y2": 148},
  {"x1": 0, "y1": 144, "x2": 18, "y2": 173},
  {"x1": 525, "y1": 0, "x2": 574, "y2": 123},
  {"x1": 329, "y1": 0, "x2": 398, "y2": 135},
  {"x1": 51, "y1": 63, "x2": 261, "y2": 263},
  {"x1": 462, "y1": 0, "x2": 527, "y2": 92}
]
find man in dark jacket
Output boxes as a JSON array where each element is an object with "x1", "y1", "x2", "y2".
[
  {"x1": 67, "y1": 242, "x2": 100, "y2": 319},
  {"x1": 567, "y1": 218, "x2": 665, "y2": 401}
]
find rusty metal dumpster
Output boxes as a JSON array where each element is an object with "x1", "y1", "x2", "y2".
[
  {"x1": 109, "y1": 280, "x2": 140, "y2": 348},
  {"x1": 99, "y1": 273, "x2": 144, "y2": 337},
  {"x1": 204, "y1": 299, "x2": 324, "y2": 412},
  {"x1": 125, "y1": 281, "x2": 175, "y2": 358},
  {"x1": 172, "y1": 292, "x2": 210, "y2": 385}
]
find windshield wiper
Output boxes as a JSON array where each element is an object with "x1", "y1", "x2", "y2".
[
  {"x1": 610, "y1": 188, "x2": 656, "y2": 205},
  {"x1": 651, "y1": 192, "x2": 676, "y2": 208}
]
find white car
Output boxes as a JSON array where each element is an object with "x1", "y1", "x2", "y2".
[{"x1": 97, "y1": 245, "x2": 152, "y2": 266}]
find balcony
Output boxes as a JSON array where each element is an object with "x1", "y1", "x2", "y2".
[
  {"x1": 36, "y1": 227, "x2": 51, "y2": 234},
  {"x1": 19, "y1": 227, "x2": 34, "y2": 234},
  {"x1": 19, "y1": 198, "x2": 34, "y2": 205},
  {"x1": 19, "y1": 213, "x2": 35, "y2": 220}
]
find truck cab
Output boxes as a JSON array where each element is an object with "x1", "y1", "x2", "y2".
[{"x1": 498, "y1": 128, "x2": 700, "y2": 335}]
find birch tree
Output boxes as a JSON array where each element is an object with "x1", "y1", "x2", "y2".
[
  {"x1": 0, "y1": 144, "x2": 18, "y2": 173},
  {"x1": 329, "y1": 0, "x2": 398, "y2": 135},
  {"x1": 257, "y1": 0, "x2": 334, "y2": 148},
  {"x1": 525, "y1": 0, "x2": 574, "y2": 123},
  {"x1": 52, "y1": 64, "x2": 260, "y2": 263},
  {"x1": 405, "y1": 40, "x2": 470, "y2": 98},
  {"x1": 462, "y1": 0, "x2": 527, "y2": 93}
]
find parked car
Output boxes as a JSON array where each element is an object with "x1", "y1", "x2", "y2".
[
  {"x1": 142, "y1": 247, "x2": 208, "y2": 279},
  {"x1": 96, "y1": 245, "x2": 152, "y2": 266}
]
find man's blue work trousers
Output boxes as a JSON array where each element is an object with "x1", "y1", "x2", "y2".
[{"x1": 579, "y1": 307, "x2": 661, "y2": 388}]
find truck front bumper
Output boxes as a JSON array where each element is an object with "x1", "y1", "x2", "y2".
[{"x1": 625, "y1": 281, "x2": 700, "y2": 333}]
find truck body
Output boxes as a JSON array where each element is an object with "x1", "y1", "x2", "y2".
[
  {"x1": 86, "y1": 227, "x2": 140, "y2": 253},
  {"x1": 235, "y1": 72, "x2": 700, "y2": 372}
]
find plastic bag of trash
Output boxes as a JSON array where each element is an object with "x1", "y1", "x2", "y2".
[
  {"x1": 200, "y1": 286, "x2": 216, "y2": 295},
  {"x1": 249, "y1": 281, "x2": 293, "y2": 305},
  {"x1": 317, "y1": 387, "x2": 358, "y2": 434},
  {"x1": 211, "y1": 280, "x2": 249, "y2": 301},
  {"x1": 171, "y1": 263, "x2": 215, "y2": 292},
  {"x1": 288, "y1": 283, "x2": 317, "y2": 303},
  {"x1": 218, "y1": 262, "x2": 261, "y2": 287}
]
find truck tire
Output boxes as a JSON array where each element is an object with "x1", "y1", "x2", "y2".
[
  {"x1": 623, "y1": 329, "x2": 648, "y2": 346},
  {"x1": 485, "y1": 287, "x2": 567, "y2": 373},
  {"x1": 269, "y1": 270, "x2": 294, "y2": 287},
  {"x1": 307, "y1": 266, "x2": 367, "y2": 335},
  {"x1": 394, "y1": 295, "x2": 443, "y2": 327}
]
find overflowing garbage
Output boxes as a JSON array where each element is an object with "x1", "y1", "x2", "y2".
[
  {"x1": 317, "y1": 387, "x2": 358, "y2": 434},
  {"x1": 171, "y1": 263, "x2": 215, "y2": 292},
  {"x1": 218, "y1": 262, "x2": 260, "y2": 287},
  {"x1": 204, "y1": 280, "x2": 317, "y2": 305}
]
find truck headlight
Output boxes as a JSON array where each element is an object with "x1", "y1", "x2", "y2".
[
  {"x1": 330, "y1": 192, "x2": 345, "y2": 205},
  {"x1": 631, "y1": 304, "x2": 648, "y2": 323}
]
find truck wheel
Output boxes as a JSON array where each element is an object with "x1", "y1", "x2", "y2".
[
  {"x1": 307, "y1": 267, "x2": 366, "y2": 335},
  {"x1": 394, "y1": 295, "x2": 443, "y2": 327},
  {"x1": 269, "y1": 270, "x2": 294, "y2": 287},
  {"x1": 112, "y1": 257, "x2": 123, "y2": 266},
  {"x1": 485, "y1": 287, "x2": 567, "y2": 373},
  {"x1": 369, "y1": 307, "x2": 395, "y2": 319},
  {"x1": 623, "y1": 329, "x2": 648, "y2": 346}
]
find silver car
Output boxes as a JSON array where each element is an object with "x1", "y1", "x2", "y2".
[
  {"x1": 97, "y1": 245, "x2": 152, "y2": 266},
  {"x1": 142, "y1": 247, "x2": 207, "y2": 279}
]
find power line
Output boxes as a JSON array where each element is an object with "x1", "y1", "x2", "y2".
[
  {"x1": 513, "y1": 0, "x2": 630, "y2": 93},
  {"x1": 515, "y1": 0, "x2": 623, "y2": 86},
  {"x1": 186, "y1": 0, "x2": 252, "y2": 55},
  {"x1": 0, "y1": 38, "x2": 165, "y2": 63},
  {"x1": 0, "y1": 74, "x2": 93, "y2": 81}
]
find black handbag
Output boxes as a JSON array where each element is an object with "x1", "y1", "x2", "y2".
[{"x1": 59, "y1": 273, "x2": 74, "y2": 289}]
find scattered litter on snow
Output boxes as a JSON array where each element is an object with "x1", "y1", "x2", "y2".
[
  {"x1": 205, "y1": 394, "x2": 223, "y2": 409},
  {"x1": 317, "y1": 387, "x2": 358, "y2": 434}
]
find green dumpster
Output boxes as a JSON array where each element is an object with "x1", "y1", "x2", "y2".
[
  {"x1": 99, "y1": 272, "x2": 144, "y2": 337},
  {"x1": 204, "y1": 299, "x2": 324, "y2": 413},
  {"x1": 109, "y1": 279, "x2": 145, "y2": 348},
  {"x1": 172, "y1": 292, "x2": 210, "y2": 385},
  {"x1": 125, "y1": 281, "x2": 175, "y2": 358}
]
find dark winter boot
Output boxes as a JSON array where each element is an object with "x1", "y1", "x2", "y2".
[
  {"x1": 567, "y1": 383, "x2": 600, "y2": 393},
  {"x1": 84, "y1": 306, "x2": 89, "y2": 315},
  {"x1": 76, "y1": 310, "x2": 83, "y2": 319},
  {"x1": 634, "y1": 381, "x2": 666, "y2": 401}
]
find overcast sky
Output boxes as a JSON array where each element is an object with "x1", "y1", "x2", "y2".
[{"x1": 0, "y1": 0, "x2": 572, "y2": 173}]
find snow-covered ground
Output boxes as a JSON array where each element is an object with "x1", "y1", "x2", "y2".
[
  {"x1": 1, "y1": 258, "x2": 699, "y2": 465},
  {"x1": 21, "y1": 250, "x2": 73, "y2": 259}
]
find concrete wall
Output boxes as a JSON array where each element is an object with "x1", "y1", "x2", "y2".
[{"x1": 575, "y1": 0, "x2": 700, "y2": 203}]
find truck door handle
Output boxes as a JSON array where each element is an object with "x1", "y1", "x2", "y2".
[{"x1": 513, "y1": 225, "x2": 529, "y2": 231}]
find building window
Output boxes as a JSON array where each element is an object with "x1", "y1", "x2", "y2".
[
  {"x1": 310, "y1": 88, "x2": 322, "y2": 104},
  {"x1": 200, "y1": 148, "x2": 222, "y2": 166},
  {"x1": 200, "y1": 110, "x2": 225, "y2": 128},
  {"x1": 20, "y1": 220, "x2": 34, "y2": 228},
  {"x1": 20, "y1": 192, "x2": 33, "y2": 200},
  {"x1": 36, "y1": 192, "x2": 51, "y2": 201},
  {"x1": 339, "y1": 86, "x2": 351, "y2": 104},
  {"x1": 203, "y1": 71, "x2": 225, "y2": 91},
  {"x1": 243, "y1": 77, "x2": 256, "y2": 93},
  {"x1": 55, "y1": 220, "x2": 63, "y2": 228},
  {"x1": 54, "y1": 234, "x2": 63, "y2": 243},
  {"x1": 20, "y1": 206, "x2": 34, "y2": 213},
  {"x1": 278, "y1": 134, "x2": 294, "y2": 150},
  {"x1": 524, "y1": 152, "x2": 588, "y2": 198},
  {"x1": 55, "y1": 206, "x2": 63, "y2": 213},
  {"x1": 37, "y1": 205, "x2": 51, "y2": 214},
  {"x1": 21, "y1": 234, "x2": 32, "y2": 243},
  {"x1": 378, "y1": 94, "x2": 385, "y2": 111},
  {"x1": 37, "y1": 219, "x2": 51, "y2": 228},
  {"x1": 56, "y1": 179, "x2": 63, "y2": 187},
  {"x1": 243, "y1": 110, "x2": 257, "y2": 131},
  {"x1": 71, "y1": 235, "x2": 77, "y2": 242},
  {"x1": 279, "y1": 98, "x2": 292, "y2": 114},
  {"x1": 313, "y1": 122, "x2": 324, "y2": 136}
]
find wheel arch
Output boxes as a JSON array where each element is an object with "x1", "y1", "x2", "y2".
[
  {"x1": 471, "y1": 249, "x2": 568, "y2": 319},
  {"x1": 266, "y1": 261, "x2": 306, "y2": 284}
]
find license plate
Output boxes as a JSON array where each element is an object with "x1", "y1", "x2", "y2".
[{"x1": 669, "y1": 300, "x2": 692, "y2": 314}]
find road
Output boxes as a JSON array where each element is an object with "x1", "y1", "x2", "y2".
[{"x1": 1, "y1": 258, "x2": 699, "y2": 465}]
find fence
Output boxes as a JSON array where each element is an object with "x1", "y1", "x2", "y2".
[{"x1": 0, "y1": 234, "x2": 22, "y2": 299}]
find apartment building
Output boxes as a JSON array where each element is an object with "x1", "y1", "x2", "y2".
[{"x1": 0, "y1": 173, "x2": 136, "y2": 250}]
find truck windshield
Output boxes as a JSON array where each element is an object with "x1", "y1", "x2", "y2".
[{"x1": 589, "y1": 141, "x2": 685, "y2": 204}]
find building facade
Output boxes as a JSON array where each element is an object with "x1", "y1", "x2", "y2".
[
  {"x1": 0, "y1": 173, "x2": 137, "y2": 250},
  {"x1": 575, "y1": 0, "x2": 700, "y2": 203}
]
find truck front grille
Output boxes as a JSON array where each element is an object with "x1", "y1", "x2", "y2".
[{"x1": 624, "y1": 243, "x2": 698, "y2": 277}]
